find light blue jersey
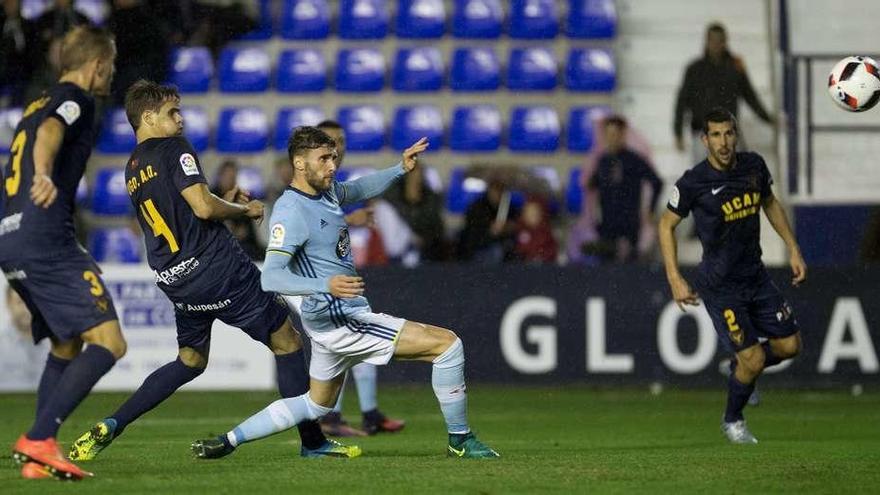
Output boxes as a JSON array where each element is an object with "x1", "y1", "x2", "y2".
[{"x1": 262, "y1": 164, "x2": 405, "y2": 332}]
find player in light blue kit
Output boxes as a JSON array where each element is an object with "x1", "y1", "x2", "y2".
[{"x1": 192, "y1": 127, "x2": 499, "y2": 459}]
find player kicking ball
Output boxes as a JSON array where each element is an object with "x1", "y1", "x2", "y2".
[
  {"x1": 659, "y1": 108, "x2": 805, "y2": 444},
  {"x1": 192, "y1": 127, "x2": 499, "y2": 459}
]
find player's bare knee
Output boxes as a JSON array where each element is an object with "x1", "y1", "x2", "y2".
[
  {"x1": 179, "y1": 347, "x2": 209, "y2": 369},
  {"x1": 50, "y1": 337, "x2": 83, "y2": 360},
  {"x1": 269, "y1": 321, "x2": 303, "y2": 355},
  {"x1": 775, "y1": 334, "x2": 801, "y2": 359},
  {"x1": 81, "y1": 321, "x2": 127, "y2": 359},
  {"x1": 433, "y1": 327, "x2": 459, "y2": 357}
]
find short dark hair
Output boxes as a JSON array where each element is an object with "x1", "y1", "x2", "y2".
[
  {"x1": 603, "y1": 114, "x2": 627, "y2": 129},
  {"x1": 287, "y1": 126, "x2": 336, "y2": 162},
  {"x1": 702, "y1": 107, "x2": 737, "y2": 134},
  {"x1": 316, "y1": 119, "x2": 343, "y2": 131},
  {"x1": 124, "y1": 80, "x2": 180, "y2": 131},
  {"x1": 706, "y1": 22, "x2": 727, "y2": 37}
]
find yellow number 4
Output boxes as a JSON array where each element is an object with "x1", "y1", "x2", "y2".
[
  {"x1": 140, "y1": 199, "x2": 180, "y2": 253},
  {"x1": 5, "y1": 131, "x2": 27, "y2": 197}
]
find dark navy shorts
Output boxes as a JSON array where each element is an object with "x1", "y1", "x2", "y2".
[
  {"x1": 1, "y1": 250, "x2": 118, "y2": 344},
  {"x1": 701, "y1": 272, "x2": 799, "y2": 354},
  {"x1": 167, "y1": 258, "x2": 289, "y2": 352}
]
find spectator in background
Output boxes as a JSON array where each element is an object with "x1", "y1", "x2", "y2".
[
  {"x1": 108, "y1": 0, "x2": 169, "y2": 104},
  {"x1": 147, "y1": 0, "x2": 256, "y2": 56},
  {"x1": 211, "y1": 160, "x2": 265, "y2": 261},
  {"x1": 457, "y1": 177, "x2": 518, "y2": 264},
  {"x1": 0, "y1": 0, "x2": 38, "y2": 104},
  {"x1": 674, "y1": 22, "x2": 774, "y2": 166},
  {"x1": 514, "y1": 196, "x2": 557, "y2": 263},
  {"x1": 25, "y1": 0, "x2": 90, "y2": 102},
  {"x1": 383, "y1": 165, "x2": 449, "y2": 263},
  {"x1": 587, "y1": 115, "x2": 663, "y2": 263}
]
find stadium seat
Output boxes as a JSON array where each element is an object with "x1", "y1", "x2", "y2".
[
  {"x1": 396, "y1": 0, "x2": 446, "y2": 38},
  {"x1": 450, "y1": 47, "x2": 500, "y2": 91},
  {"x1": 391, "y1": 105, "x2": 443, "y2": 151},
  {"x1": 509, "y1": 0, "x2": 558, "y2": 39},
  {"x1": 423, "y1": 166, "x2": 443, "y2": 193},
  {"x1": 392, "y1": 47, "x2": 443, "y2": 92},
  {"x1": 507, "y1": 47, "x2": 558, "y2": 90},
  {"x1": 168, "y1": 47, "x2": 213, "y2": 93},
  {"x1": 88, "y1": 228, "x2": 142, "y2": 263},
  {"x1": 91, "y1": 168, "x2": 132, "y2": 215},
  {"x1": 445, "y1": 167, "x2": 486, "y2": 213},
  {"x1": 335, "y1": 48, "x2": 386, "y2": 92},
  {"x1": 239, "y1": 0, "x2": 274, "y2": 40},
  {"x1": 216, "y1": 107, "x2": 269, "y2": 152},
  {"x1": 565, "y1": 167, "x2": 584, "y2": 214},
  {"x1": 338, "y1": 0, "x2": 389, "y2": 39},
  {"x1": 450, "y1": 105, "x2": 501, "y2": 151},
  {"x1": 75, "y1": 0, "x2": 108, "y2": 25},
  {"x1": 277, "y1": 49, "x2": 327, "y2": 92},
  {"x1": 0, "y1": 107, "x2": 22, "y2": 154},
  {"x1": 97, "y1": 108, "x2": 136, "y2": 154},
  {"x1": 281, "y1": 0, "x2": 330, "y2": 39},
  {"x1": 565, "y1": 48, "x2": 616, "y2": 91},
  {"x1": 181, "y1": 106, "x2": 210, "y2": 152},
  {"x1": 337, "y1": 106, "x2": 385, "y2": 151},
  {"x1": 76, "y1": 177, "x2": 88, "y2": 205},
  {"x1": 566, "y1": 0, "x2": 617, "y2": 39},
  {"x1": 452, "y1": 0, "x2": 502, "y2": 38},
  {"x1": 218, "y1": 47, "x2": 270, "y2": 93},
  {"x1": 21, "y1": 0, "x2": 50, "y2": 20},
  {"x1": 567, "y1": 106, "x2": 610, "y2": 151},
  {"x1": 509, "y1": 106, "x2": 560, "y2": 152},
  {"x1": 274, "y1": 107, "x2": 326, "y2": 150},
  {"x1": 237, "y1": 166, "x2": 266, "y2": 199}
]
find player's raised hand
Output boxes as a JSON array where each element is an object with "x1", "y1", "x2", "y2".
[
  {"x1": 669, "y1": 274, "x2": 699, "y2": 311},
  {"x1": 790, "y1": 249, "x2": 807, "y2": 287},
  {"x1": 401, "y1": 137, "x2": 429, "y2": 172},
  {"x1": 222, "y1": 186, "x2": 251, "y2": 205},
  {"x1": 329, "y1": 275, "x2": 365, "y2": 298},
  {"x1": 244, "y1": 199, "x2": 264, "y2": 224},
  {"x1": 30, "y1": 174, "x2": 57, "y2": 208}
]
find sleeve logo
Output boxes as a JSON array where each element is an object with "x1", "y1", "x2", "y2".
[
  {"x1": 268, "y1": 223, "x2": 285, "y2": 249},
  {"x1": 179, "y1": 153, "x2": 199, "y2": 176},
  {"x1": 669, "y1": 185, "x2": 680, "y2": 208},
  {"x1": 56, "y1": 100, "x2": 81, "y2": 125}
]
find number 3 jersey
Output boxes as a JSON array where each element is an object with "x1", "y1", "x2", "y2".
[
  {"x1": 0, "y1": 82, "x2": 95, "y2": 261},
  {"x1": 125, "y1": 136, "x2": 243, "y2": 298}
]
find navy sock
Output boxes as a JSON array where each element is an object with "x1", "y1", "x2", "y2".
[
  {"x1": 36, "y1": 354, "x2": 71, "y2": 415},
  {"x1": 275, "y1": 350, "x2": 326, "y2": 450},
  {"x1": 761, "y1": 342, "x2": 783, "y2": 367},
  {"x1": 724, "y1": 375, "x2": 756, "y2": 423},
  {"x1": 110, "y1": 358, "x2": 203, "y2": 437},
  {"x1": 27, "y1": 345, "x2": 116, "y2": 440}
]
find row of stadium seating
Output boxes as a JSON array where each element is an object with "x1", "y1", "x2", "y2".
[
  {"x1": 170, "y1": 46, "x2": 616, "y2": 93},
  {"x1": 77, "y1": 105, "x2": 610, "y2": 154}
]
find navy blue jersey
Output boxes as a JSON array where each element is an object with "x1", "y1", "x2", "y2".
[
  {"x1": 667, "y1": 151, "x2": 773, "y2": 289},
  {"x1": 589, "y1": 149, "x2": 663, "y2": 240},
  {"x1": 126, "y1": 136, "x2": 242, "y2": 296},
  {"x1": 0, "y1": 82, "x2": 95, "y2": 261}
]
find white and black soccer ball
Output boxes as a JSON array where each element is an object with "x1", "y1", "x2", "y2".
[{"x1": 827, "y1": 56, "x2": 880, "y2": 112}]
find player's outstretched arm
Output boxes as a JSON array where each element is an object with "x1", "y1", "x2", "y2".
[
  {"x1": 30, "y1": 118, "x2": 65, "y2": 208},
  {"x1": 261, "y1": 251, "x2": 331, "y2": 296},
  {"x1": 336, "y1": 138, "x2": 429, "y2": 205},
  {"x1": 659, "y1": 209, "x2": 699, "y2": 310},
  {"x1": 762, "y1": 194, "x2": 807, "y2": 286},
  {"x1": 181, "y1": 183, "x2": 264, "y2": 223}
]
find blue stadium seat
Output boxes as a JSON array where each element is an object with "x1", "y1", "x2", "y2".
[
  {"x1": 507, "y1": 47, "x2": 557, "y2": 90},
  {"x1": 22, "y1": 0, "x2": 50, "y2": 20},
  {"x1": 337, "y1": 106, "x2": 385, "y2": 151},
  {"x1": 237, "y1": 166, "x2": 266, "y2": 199},
  {"x1": 450, "y1": 47, "x2": 500, "y2": 91},
  {"x1": 181, "y1": 106, "x2": 210, "y2": 152},
  {"x1": 452, "y1": 0, "x2": 502, "y2": 38},
  {"x1": 339, "y1": 0, "x2": 389, "y2": 39},
  {"x1": 392, "y1": 105, "x2": 443, "y2": 151},
  {"x1": 335, "y1": 48, "x2": 386, "y2": 92},
  {"x1": 97, "y1": 108, "x2": 136, "y2": 154},
  {"x1": 393, "y1": 47, "x2": 443, "y2": 92},
  {"x1": 509, "y1": 106, "x2": 561, "y2": 152},
  {"x1": 168, "y1": 47, "x2": 213, "y2": 93},
  {"x1": 450, "y1": 105, "x2": 501, "y2": 151},
  {"x1": 396, "y1": 0, "x2": 446, "y2": 38},
  {"x1": 566, "y1": 0, "x2": 617, "y2": 39},
  {"x1": 509, "y1": 0, "x2": 558, "y2": 39},
  {"x1": 76, "y1": 177, "x2": 88, "y2": 205},
  {"x1": 216, "y1": 107, "x2": 269, "y2": 152},
  {"x1": 445, "y1": 167, "x2": 486, "y2": 213},
  {"x1": 277, "y1": 49, "x2": 327, "y2": 92},
  {"x1": 88, "y1": 228, "x2": 142, "y2": 263},
  {"x1": 565, "y1": 167, "x2": 584, "y2": 214},
  {"x1": 239, "y1": 0, "x2": 274, "y2": 40},
  {"x1": 282, "y1": 0, "x2": 330, "y2": 39},
  {"x1": 218, "y1": 47, "x2": 270, "y2": 93},
  {"x1": 423, "y1": 166, "x2": 443, "y2": 193},
  {"x1": 567, "y1": 106, "x2": 609, "y2": 151},
  {"x1": 275, "y1": 107, "x2": 326, "y2": 150},
  {"x1": 565, "y1": 48, "x2": 616, "y2": 91},
  {"x1": 0, "y1": 107, "x2": 22, "y2": 154},
  {"x1": 91, "y1": 168, "x2": 132, "y2": 215},
  {"x1": 75, "y1": 0, "x2": 108, "y2": 25}
]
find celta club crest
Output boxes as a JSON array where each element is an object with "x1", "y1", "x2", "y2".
[{"x1": 336, "y1": 227, "x2": 351, "y2": 259}]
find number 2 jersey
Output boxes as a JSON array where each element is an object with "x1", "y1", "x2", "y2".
[
  {"x1": 0, "y1": 82, "x2": 95, "y2": 261},
  {"x1": 125, "y1": 136, "x2": 247, "y2": 299}
]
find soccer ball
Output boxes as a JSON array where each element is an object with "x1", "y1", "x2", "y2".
[{"x1": 827, "y1": 56, "x2": 880, "y2": 112}]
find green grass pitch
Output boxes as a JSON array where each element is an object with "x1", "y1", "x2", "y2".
[{"x1": 2, "y1": 386, "x2": 878, "y2": 494}]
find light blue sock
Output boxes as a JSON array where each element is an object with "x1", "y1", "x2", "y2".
[
  {"x1": 352, "y1": 362, "x2": 378, "y2": 413},
  {"x1": 227, "y1": 393, "x2": 332, "y2": 447},
  {"x1": 432, "y1": 338, "x2": 470, "y2": 434},
  {"x1": 332, "y1": 372, "x2": 348, "y2": 413}
]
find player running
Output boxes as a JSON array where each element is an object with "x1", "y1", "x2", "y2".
[
  {"x1": 68, "y1": 81, "x2": 359, "y2": 461},
  {"x1": 191, "y1": 127, "x2": 499, "y2": 459},
  {"x1": 659, "y1": 108, "x2": 805, "y2": 444}
]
